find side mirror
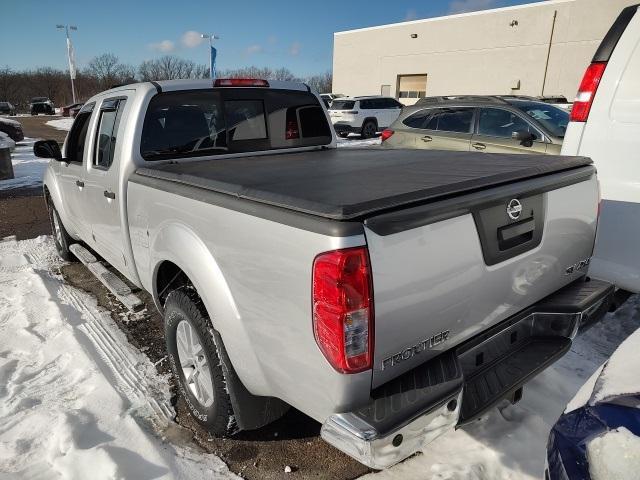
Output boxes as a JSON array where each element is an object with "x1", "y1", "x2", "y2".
[
  {"x1": 34, "y1": 139, "x2": 62, "y2": 161},
  {"x1": 512, "y1": 130, "x2": 535, "y2": 146}
]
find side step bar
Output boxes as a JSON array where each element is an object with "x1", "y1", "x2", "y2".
[{"x1": 69, "y1": 244, "x2": 143, "y2": 312}]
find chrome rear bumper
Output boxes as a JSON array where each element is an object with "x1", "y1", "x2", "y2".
[{"x1": 321, "y1": 278, "x2": 614, "y2": 469}]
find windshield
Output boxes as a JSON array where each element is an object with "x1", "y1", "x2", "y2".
[
  {"x1": 329, "y1": 100, "x2": 355, "y2": 110},
  {"x1": 510, "y1": 101, "x2": 569, "y2": 138}
]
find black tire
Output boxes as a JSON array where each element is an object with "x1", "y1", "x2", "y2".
[
  {"x1": 361, "y1": 120, "x2": 377, "y2": 139},
  {"x1": 47, "y1": 201, "x2": 75, "y2": 261},
  {"x1": 164, "y1": 290, "x2": 236, "y2": 436},
  {"x1": 31, "y1": 111, "x2": 36, "y2": 116}
]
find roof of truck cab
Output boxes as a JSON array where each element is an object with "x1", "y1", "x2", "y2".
[{"x1": 133, "y1": 149, "x2": 593, "y2": 221}]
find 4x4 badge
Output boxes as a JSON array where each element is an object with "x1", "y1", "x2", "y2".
[{"x1": 507, "y1": 198, "x2": 523, "y2": 220}]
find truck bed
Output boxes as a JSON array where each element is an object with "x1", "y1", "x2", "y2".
[{"x1": 134, "y1": 148, "x2": 592, "y2": 221}]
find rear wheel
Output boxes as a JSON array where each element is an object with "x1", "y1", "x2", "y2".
[
  {"x1": 164, "y1": 290, "x2": 236, "y2": 436},
  {"x1": 47, "y1": 202, "x2": 75, "y2": 261},
  {"x1": 361, "y1": 120, "x2": 377, "y2": 139}
]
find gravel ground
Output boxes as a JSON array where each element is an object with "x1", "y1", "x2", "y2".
[{"x1": 2, "y1": 115, "x2": 370, "y2": 480}]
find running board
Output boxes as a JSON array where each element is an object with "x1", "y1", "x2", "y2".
[{"x1": 69, "y1": 244, "x2": 143, "y2": 312}]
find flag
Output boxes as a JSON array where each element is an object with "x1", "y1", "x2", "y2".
[
  {"x1": 67, "y1": 37, "x2": 77, "y2": 80},
  {"x1": 210, "y1": 46, "x2": 217, "y2": 80}
]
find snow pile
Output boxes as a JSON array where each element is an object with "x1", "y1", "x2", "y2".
[
  {"x1": 592, "y1": 327, "x2": 640, "y2": 404},
  {"x1": 587, "y1": 427, "x2": 640, "y2": 480},
  {"x1": 0, "y1": 237, "x2": 237, "y2": 479},
  {"x1": 336, "y1": 135, "x2": 382, "y2": 148},
  {"x1": 0, "y1": 138, "x2": 49, "y2": 191},
  {"x1": 46, "y1": 118, "x2": 74, "y2": 131}
]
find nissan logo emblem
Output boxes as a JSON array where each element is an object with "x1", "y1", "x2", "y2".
[{"x1": 507, "y1": 199, "x2": 523, "y2": 220}]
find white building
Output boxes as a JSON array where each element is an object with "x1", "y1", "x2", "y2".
[{"x1": 333, "y1": 0, "x2": 638, "y2": 104}]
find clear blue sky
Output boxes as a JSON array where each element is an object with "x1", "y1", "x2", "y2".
[{"x1": 1, "y1": 0, "x2": 543, "y2": 76}]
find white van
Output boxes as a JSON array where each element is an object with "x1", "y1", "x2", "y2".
[{"x1": 562, "y1": 3, "x2": 640, "y2": 293}]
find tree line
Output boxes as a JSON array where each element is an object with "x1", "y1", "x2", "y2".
[{"x1": 0, "y1": 53, "x2": 333, "y2": 111}]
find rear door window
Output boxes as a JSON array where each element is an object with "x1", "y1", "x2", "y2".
[
  {"x1": 94, "y1": 99, "x2": 127, "y2": 169},
  {"x1": 141, "y1": 88, "x2": 332, "y2": 160},
  {"x1": 402, "y1": 109, "x2": 433, "y2": 129},
  {"x1": 425, "y1": 108, "x2": 474, "y2": 133},
  {"x1": 330, "y1": 100, "x2": 355, "y2": 110}
]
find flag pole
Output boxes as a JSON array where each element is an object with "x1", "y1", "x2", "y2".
[{"x1": 57, "y1": 24, "x2": 78, "y2": 104}]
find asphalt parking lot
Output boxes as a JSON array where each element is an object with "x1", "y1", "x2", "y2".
[{"x1": 1, "y1": 115, "x2": 371, "y2": 480}]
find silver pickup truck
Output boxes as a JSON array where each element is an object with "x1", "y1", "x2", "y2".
[{"x1": 35, "y1": 79, "x2": 614, "y2": 469}]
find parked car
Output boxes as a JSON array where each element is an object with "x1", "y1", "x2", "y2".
[
  {"x1": 62, "y1": 103, "x2": 83, "y2": 117},
  {"x1": 546, "y1": 327, "x2": 640, "y2": 480},
  {"x1": 562, "y1": 3, "x2": 640, "y2": 294},
  {"x1": 382, "y1": 96, "x2": 568, "y2": 154},
  {"x1": 35, "y1": 78, "x2": 613, "y2": 469},
  {"x1": 30, "y1": 97, "x2": 55, "y2": 115},
  {"x1": 320, "y1": 93, "x2": 345, "y2": 108},
  {"x1": 329, "y1": 95, "x2": 403, "y2": 138},
  {"x1": 0, "y1": 117, "x2": 24, "y2": 142},
  {"x1": 0, "y1": 102, "x2": 16, "y2": 116}
]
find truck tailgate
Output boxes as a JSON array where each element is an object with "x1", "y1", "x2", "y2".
[{"x1": 365, "y1": 166, "x2": 598, "y2": 387}]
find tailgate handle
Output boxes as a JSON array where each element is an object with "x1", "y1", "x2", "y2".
[{"x1": 498, "y1": 218, "x2": 535, "y2": 249}]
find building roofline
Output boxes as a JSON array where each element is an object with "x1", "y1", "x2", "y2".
[{"x1": 334, "y1": 0, "x2": 573, "y2": 36}]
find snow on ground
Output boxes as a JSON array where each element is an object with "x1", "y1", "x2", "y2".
[
  {"x1": 0, "y1": 139, "x2": 48, "y2": 191},
  {"x1": 45, "y1": 118, "x2": 74, "y2": 132},
  {"x1": 362, "y1": 295, "x2": 640, "y2": 480},
  {"x1": 0, "y1": 237, "x2": 237, "y2": 479},
  {"x1": 336, "y1": 135, "x2": 382, "y2": 148}
]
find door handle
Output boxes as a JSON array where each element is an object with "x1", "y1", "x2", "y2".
[
  {"x1": 103, "y1": 190, "x2": 115, "y2": 200},
  {"x1": 76, "y1": 180, "x2": 84, "y2": 188},
  {"x1": 421, "y1": 135, "x2": 433, "y2": 142},
  {"x1": 472, "y1": 142, "x2": 486, "y2": 150}
]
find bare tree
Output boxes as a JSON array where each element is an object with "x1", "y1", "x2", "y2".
[
  {"x1": 86, "y1": 53, "x2": 136, "y2": 90},
  {"x1": 0, "y1": 66, "x2": 22, "y2": 103},
  {"x1": 138, "y1": 55, "x2": 208, "y2": 81},
  {"x1": 305, "y1": 71, "x2": 332, "y2": 94}
]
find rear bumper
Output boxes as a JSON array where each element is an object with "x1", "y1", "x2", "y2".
[{"x1": 321, "y1": 278, "x2": 614, "y2": 469}]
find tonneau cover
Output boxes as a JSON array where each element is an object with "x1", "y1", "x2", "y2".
[{"x1": 135, "y1": 148, "x2": 592, "y2": 220}]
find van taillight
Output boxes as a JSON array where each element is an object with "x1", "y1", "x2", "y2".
[
  {"x1": 312, "y1": 247, "x2": 373, "y2": 373},
  {"x1": 570, "y1": 62, "x2": 607, "y2": 122}
]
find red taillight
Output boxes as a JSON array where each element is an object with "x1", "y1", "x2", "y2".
[
  {"x1": 213, "y1": 78, "x2": 270, "y2": 87},
  {"x1": 381, "y1": 129, "x2": 394, "y2": 142},
  {"x1": 570, "y1": 62, "x2": 607, "y2": 122},
  {"x1": 312, "y1": 247, "x2": 373, "y2": 373}
]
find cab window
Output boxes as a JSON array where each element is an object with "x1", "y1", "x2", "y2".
[{"x1": 65, "y1": 103, "x2": 95, "y2": 164}]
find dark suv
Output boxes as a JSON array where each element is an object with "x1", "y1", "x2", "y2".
[
  {"x1": 382, "y1": 95, "x2": 569, "y2": 155},
  {"x1": 30, "y1": 97, "x2": 55, "y2": 115}
]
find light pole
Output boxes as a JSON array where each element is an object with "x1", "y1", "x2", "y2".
[
  {"x1": 201, "y1": 33, "x2": 220, "y2": 79},
  {"x1": 56, "y1": 24, "x2": 78, "y2": 104}
]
